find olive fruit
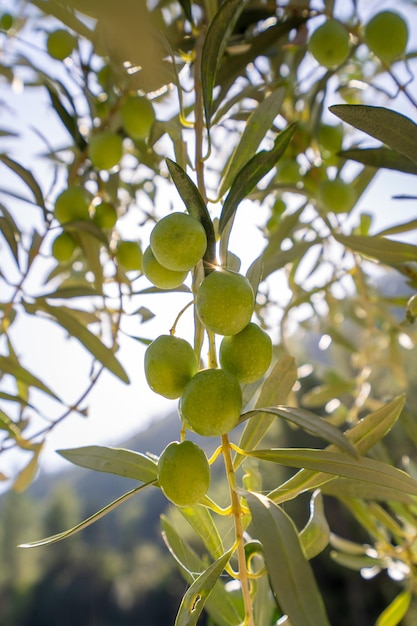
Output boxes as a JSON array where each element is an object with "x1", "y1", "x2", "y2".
[
  {"x1": 196, "y1": 270, "x2": 254, "y2": 336},
  {"x1": 47, "y1": 29, "x2": 75, "y2": 60},
  {"x1": 318, "y1": 178, "x2": 355, "y2": 214},
  {"x1": 180, "y1": 368, "x2": 242, "y2": 437},
  {"x1": 142, "y1": 246, "x2": 188, "y2": 289},
  {"x1": 158, "y1": 441, "x2": 210, "y2": 506},
  {"x1": 121, "y1": 96, "x2": 155, "y2": 140},
  {"x1": 365, "y1": 11, "x2": 408, "y2": 63},
  {"x1": 89, "y1": 132, "x2": 123, "y2": 171},
  {"x1": 150, "y1": 212, "x2": 207, "y2": 271},
  {"x1": 54, "y1": 187, "x2": 90, "y2": 223},
  {"x1": 0, "y1": 13, "x2": 13, "y2": 30},
  {"x1": 318, "y1": 123, "x2": 344, "y2": 154},
  {"x1": 308, "y1": 19, "x2": 350, "y2": 69},
  {"x1": 145, "y1": 334, "x2": 198, "y2": 399},
  {"x1": 219, "y1": 323, "x2": 272, "y2": 384},
  {"x1": 52, "y1": 231, "x2": 77, "y2": 262},
  {"x1": 93, "y1": 202, "x2": 118, "y2": 229},
  {"x1": 116, "y1": 241, "x2": 143, "y2": 272}
]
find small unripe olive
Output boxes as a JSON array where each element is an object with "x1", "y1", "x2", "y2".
[
  {"x1": 365, "y1": 11, "x2": 408, "y2": 63},
  {"x1": 308, "y1": 19, "x2": 350, "y2": 69},
  {"x1": 180, "y1": 368, "x2": 242, "y2": 437},
  {"x1": 89, "y1": 132, "x2": 123, "y2": 171},
  {"x1": 47, "y1": 29, "x2": 75, "y2": 60},
  {"x1": 196, "y1": 270, "x2": 254, "y2": 336},
  {"x1": 158, "y1": 441, "x2": 210, "y2": 506},
  {"x1": 145, "y1": 334, "x2": 198, "y2": 399},
  {"x1": 54, "y1": 187, "x2": 90, "y2": 223},
  {"x1": 219, "y1": 322, "x2": 272, "y2": 384},
  {"x1": 150, "y1": 212, "x2": 207, "y2": 271},
  {"x1": 52, "y1": 231, "x2": 77, "y2": 263},
  {"x1": 116, "y1": 241, "x2": 143, "y2": 272},
  {"x1": 142, "y1": 246, "x2": 188, "y2": 289},
  {"x1": 121, "y1": 96, "x2": 155, "y2": 140}
]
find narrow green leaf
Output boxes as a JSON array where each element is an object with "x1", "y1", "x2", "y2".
[
  {"x1": 339, "y1": 147, "x2": 417, "y2": 175},
  {"x1": 330, "y1": 105, "x2": 417, "y2": 165},
  {"x1": 178, "y1": 0, "x2": 192, "y2": 23},
  {"x1": 376, "y1": 590, "x2": 412, "y2": 626},
  {"x1": 201, "y1": 0, "x2": 250, "y2": 126},
  {"x1": 13, "y1": 442, "x2": 44, "y2": 493},
  {"x1": 180, "y1": 505, "x2": 225, "y2": 560},
  {"x1": 219, "y1": 87, "x2": 286, "y2": 196},
  {"x1": 0, "y1": 355, "x2": 59, "y2": 400},
  {"x1": 235, "y1": 355, "x2": 297, "y2": 469},
  {"x1": 45, "y1": 84, "x2": 87, "y2": 149},
  {"x1": 262, "y1": 240, "x2": 315, "y2": 280},
  {"x1": 334, "y1": 233, "x2": 417, "y2": 266},
  {"x1": 268, "y1": 395, "x2": 405, "y2": 503},
  {"x1": 19, "y1": 483, "x2": 150, "y2": 548},
  {"x1": 32, "y1": 0, "x2": 93, "y2": 39},
  {"x1": 376, "y1": 218, "x2": 417, "y2": 238},
  {"x1": 321, "y1": 477, "x2": 417, "y2": 504},
  {"x1": 165, "y1": 158, "x2": 216, "y2": 264},
  {"x1": 299, "y1": 491, "x2": 330, "y2": 559},
  {"x1": 241, "y1": 406, "x2": 358, "y2": 457},
  {"x1": 219, "y1": 124, "x2": 296, "y2": 234},
  {"x1": 58, "y1": 446, "x2": 158, "y2": 483},
  {"x1": 26, "y1": 301, "x2": 129, "y2": 383},
  {"x1": 43, "y1": 285, "x2": 101, "y2": 299},
  {"x1": 161, "y1": 517, "x2": 243, "y2": 626},
  {"x1": 175, "y1": 548, "x2": 233, "y2": 626},
  {"x1": 247, "y1": 448, "x2": 417, "y2": 496},
  {"x1": 0, "y1": 154, "x2": 45, "y2": 209},
  {"x1": 245, "y1": 491, "x2": 330, "y2": 626}
]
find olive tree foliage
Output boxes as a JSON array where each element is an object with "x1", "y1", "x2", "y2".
[{"x1": 2, "y1": 0, "x2": 417, "y2": 624}]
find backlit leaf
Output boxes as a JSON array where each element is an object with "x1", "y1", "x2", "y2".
[
  {"x1": 376, "y1": 590, "x2": 412, "y2": 626},
  {"x1": 339, "y1": 147, "x2": 417, "y2": 175},
  {"x1": 247, "y1": 448, "x2": 417, "y2": 497},
  {"x1": 13, "y1": 442, "x2": 44, "y2": 493},
  {"x1": 235, "y1": 355, "x2": 297, "y2": 469},
  {"x1": 58, "y1": 445, "x2": 158, "y2": 483},
  {"x1": 19, "y1": 483, "x2": 151, "y2": 547},
  {"x1": 175, "y1": 548, "x2": 234, "y2": 626},
  {"x1": 201, "y1": 0, "x2": 250, "y2": 126},
  {"x1": 334, "y1": 233, "x2": 417, "y2": 266},
  {"x1": 330, "y1": 105, "x2": 417, "y2": 165},
  {"x1": 219, "y1": 87, "x2": 286, "y2": 196},
  {"x1": 241, "y1": 406, "x2": 358, "y2": 457},
  {"x1": 245, "y1": 491, "x2": 330, "y2": 626},
  {"x1": 0, "y1": 154, "x2": 45, "y2": 209},
  {"x1": 299, "y1": 491, "x2": 330, "y2": 559},
  {"x1": 0, "y1": 355, "x2": 59, "y2": 400},
  {"x1": 179, "y1": 505, "x2": 225, "y2": 560},
  {"x1": 219, "y1": 124, "x2": 296, "y2": 234}
]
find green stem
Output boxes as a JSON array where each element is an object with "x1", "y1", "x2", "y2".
[{"x1": 222, "y1": 434, "x2": 255, "y2": 626}]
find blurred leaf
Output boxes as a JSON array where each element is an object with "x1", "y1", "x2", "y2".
[
  {"x1": 321, "y1": 477, "x2": 417, "y2": 504},
  {"x1": 32, "y1": 0, "x2": 94, "y2": 38},
  {"x1": 262, "y1": 240, "x2": 316, "y2": 280},
  {"x1": 45, "y1": 84, "x2": 87, "y2": 150},
  {"x1": 248, "y1": 448, "x2": 417, "y2": 497},
  {"x1": 376, "y1": 219, "x2": 417, "y2": 238},
  {"x1": 13, "y1": 442, "x2": 44, "y2": 493},
  {"x1": 166, "y1": 158, "x2": 216, "y2": 264},
  {"x1": 25, "y1": 301, "x2": 129, "y2": 383},
  {"x1": 58, "y1": 445, "x2": 158, "y2": 483},
  {"x1": 330, "y1": 105, "x2": 417, "y2": 165},
  {"x1": 0, "y1": 154, "x2": 45, "y2": 210},
  {"x1": 161, "y1": 517, "x2": 243, "y2": 626},
  {"x1": 302, "y1": 380, "x2": 356, "y2": 408},
  {"x1": 219, "y1": 87, "x2": 286, "y2": 196},
  {"x1": 201, "y1": 0, "x2": 250, "y2": 127},
  {"x1": 268, "y1": 395, "x2": 405, "y2": 503},
  {"x1": 0, "y1": 203, "x2": 20, "y2": 263},
  {"x1": 245, "y1": 491, "x2": 330, "y2": 626},
  {"x1": 219, "y1": 124, "x2": 296, "y2": 234},
  {"x1": 180, "y1": 505, "x2": 225, "y2": 560},
  {"x1": 178, "y1": 0, "x2": 192, "y2": 23},
  {"x1": 43, "y1": 284, "x2": 101, "y2": 299},
  {"x1": 376, "y1": 590, "x2": 412, "y2": 626},
  {"x1": 0, "y1": 355, "x2": 59, "y2": 400},
  {"x1": 175, "y1": 548, "x2": 234, "y2": 626},
  {"x1": 27, "y1": 230, "x2": 43, "y2": 270},
  {"x1": 235, "y1": 355, "x2": 297, "y2": 468},
  {"x1": 334, "y1": 233, "x2": 417, "y2": 266},
  {"x1": 339, "y1": 147, "x2": 417, "y2": 175},
  {"x1": 241, "y1": 406, "x2": 358, "y2": 457},
  {"x1": 20, "y1": 483, "x2": 151, "y2": 547},
  {"x1": 0, "y1": 408, "x2": 22, "y2": 439},
  {"x1": 299, "y1": 491, "x2": 330, "y2": 559}
]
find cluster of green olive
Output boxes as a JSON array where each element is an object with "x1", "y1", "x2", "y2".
[
  {"x1": 52, "y1": 186, "x2": 142, "y2": 270},
  {"x1": 143, "y1": 212, "x2": 273, "y2": 505},
  {"x1": 308, "y1": 10, "x2": 408, "y2": 70}
]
